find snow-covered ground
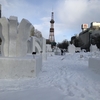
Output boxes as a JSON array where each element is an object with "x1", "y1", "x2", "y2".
[{"x1": 0, "y1": 52, "x2": 100, "y2": 100}]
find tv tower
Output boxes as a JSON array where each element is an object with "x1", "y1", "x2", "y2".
[
  {"x1": 49, "y1": 12, "x2": 55, "y2": 42},
  {"x1": 0, "y1": 4, "x2": 1, "y2": 18}
]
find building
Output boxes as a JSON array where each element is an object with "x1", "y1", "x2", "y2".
[
  {"x1": 79, "y1": 28, "x2": 90, "y2": 51},
  {"x1": 79, "y1": 22, "x2": 100, "y2": 51},
  {"x1": 91, "y1": 22, "x2": 100, "y2": 29},
  {"x1": 81, "y1": 24, "x2": 88, "y2": 31}
]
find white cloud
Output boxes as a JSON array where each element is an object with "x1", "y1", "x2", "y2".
[
  {"x1": 0, "y1": 0, "x2": 9, "y2": 7},
  {"x1": 34, "y1": 17, "x2": 50, "y2": 39},
  {"x1": 0, "y1": 0, "x2": 52, "y2": 39},
  {"x1": 56, "y1": 0, "x2": 100, "y2": 39},
  {"x1": 1, "y1": 0, "x2": 100, "y2": 42},
  {"x1": 1, "y1": 0, "x2": 37, "y2": 22}
]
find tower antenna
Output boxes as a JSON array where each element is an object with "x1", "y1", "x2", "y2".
[{"x1": 0, "y1": 4, "x2": 1, "y2": 18}]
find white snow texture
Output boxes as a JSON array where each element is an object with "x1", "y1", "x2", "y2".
[{"x1": 0, "y1": 52, "x2": 100, "y2": 100}]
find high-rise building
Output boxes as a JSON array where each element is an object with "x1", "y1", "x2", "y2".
[
  {"x1": 81, "y1": 24, "x2": 88, "y2": 31},
  {"x1": 49, "y1": 12, "x2": 55, "y2": 42}
]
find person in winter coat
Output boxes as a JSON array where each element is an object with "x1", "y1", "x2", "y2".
[{"x1": 61, "y1": 49, "x2": 63, "y2": 55}]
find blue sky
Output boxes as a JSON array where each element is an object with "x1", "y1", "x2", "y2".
[{"x1": 0, "y1": 0, "x2": 100, "y2": 43}]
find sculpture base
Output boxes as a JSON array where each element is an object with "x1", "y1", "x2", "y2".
[
  {"x1": 0, "y1": 54, "x2": 42, "y2": 79},
  {"x1": 42, "y1": 53, "x2": 47, "y2": 61},
  {"x1": 89, "y1": 58, "x2": 100, "y2": 74}
]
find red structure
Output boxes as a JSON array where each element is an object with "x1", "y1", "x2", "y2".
[
  {"x1": 49, "y1": 12, "x2": 55, "y2": 42},
  {"x1": 0, "y1": 4, "x2": 1, "y2": 18}
]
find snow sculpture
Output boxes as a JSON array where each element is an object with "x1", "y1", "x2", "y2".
[
  {"x1": 9, "y1": 16, "x2": 18, "y2": 57},
  {"x1": 90, "y1": 44, "x2": 98, "y2": 52},
  {"x1": 68, "y1": 44, "x2": 75, "y2": 53},
  {"x1": 0, "y1": 17, "x2": 34, "y2": 57},
  {"x1": 75, "y1": 47, "x2": 81, "y2": 52},
  {"x1": 0, "y1": 17, "x2": 9, "y2": 57},
  {"x1": 89, "y1": 45, "x2": 100, "y2": 74},
  {"x1": 34, "y1": 29, "x2": 42, "y2": 38},
  {"x1": 27, "y1": 36, "x2": 47, "y2": 60},
  {"x1": 89, "y1": 58, "x2": 100, "y2": 75},
  {"x1": 46, "y1": 44, "x2": 52, "y2": 52},
  {"x1": 16, "y1": 19, "x2": 33, "y2": 57},
  {"x1": 42, "y1": 37, "x2": 46, "y2": 54},
  {"x1": 46, "y1": 44, "x2": 53, "y2": 56},
  {"x1": 54, "y1": 47, "x2": 61, "y2": 55},
  {"x1": 27, "y1": 37, "x2": 32, "y2": 53},
  {"x1": 41, "y1": 37, "x2": 47, "y2": 60},
  {"x1": 89, "y1": 44, "x2": 100, "y2": 74},
  {"x1": 31, "y1": 36, "x2": 42, "y2": 53},
  {"x1": 0, "y1": 16, "x2": 42, "y2": 79}
]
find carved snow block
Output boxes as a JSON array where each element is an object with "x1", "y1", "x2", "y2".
[
  {"x1": 31, "y1": 36, "x2": 42, "y2": 53},
  {"x1": 0, "y1": 54, "x2": 42, "y2": 79},
  {"x1": 42, "y1": 37, "x2": 47, "y2": 60},
  {"x1": 35, "y1": 37, "x2": 42, "y2": 52},
  {"x1": 9, "y1": 16, "x2": 18, "y2": 57},
  {"x1": 42, "y1": 37, "x2": 46, "y2": 53},
  {"x1": 31, "y1": 36, "x2": 36, "y2": 52},
  {"x1": 68, "y1": 44, "x2": 75, "y2": 53},
  {"x1": 27, "y1": 37, "x2": 32, "y2": 53},
  {"x1": 0, "y1": 17, "x2": 9, "y2": 57},
  {"x1": 46, "y1": 44, "x2": 52, "y2": 52},
  {"x1": 75, "y1": 47, "x2": 81, "y2": 52},
  {"x1": 89, "y1": 58, "x2": 100, "y2": 74},
  {"x1": 90, "y1": 45, "x2": 98, "y2": 52},
  {"x1": 16, "y1": 19, "x2": 32, "y2": 57}
]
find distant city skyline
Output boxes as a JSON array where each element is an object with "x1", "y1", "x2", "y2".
[{"x1": 0, "y1": 0, "x2": 100, "y2": 43}]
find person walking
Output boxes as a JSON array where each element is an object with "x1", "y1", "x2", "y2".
[{"x1": 61, "y1": 49, "x2": 63, "y2": 55}]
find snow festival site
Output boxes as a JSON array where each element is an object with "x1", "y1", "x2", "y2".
[
  {"x1": 0, "y1": 52, "x2": 100, "y2": 100},
  {"x1": 0, "y1": 2, "x2": 100, "y2": 100}
]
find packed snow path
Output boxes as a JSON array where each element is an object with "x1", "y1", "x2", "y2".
[{"x1": 0, "y1": 53, "x2": 100, "y2": 100}]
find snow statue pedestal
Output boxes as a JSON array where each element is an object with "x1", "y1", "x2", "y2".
[
  {"x1": 0, "y1": 16, "x2": 42, "y2": 79},
  {"x1": 89, "y1": 45, "x2": 100, "y2": 74},
  {"x1": 89, "y1": 58, "x2": 100, "y2": 75},
  {"x1": 0, "y1": 55, "x2": 42, "y2": 78},
  {"x1": 41, "y1": 37, "x2": 47, "y2": 61},
  {"x1": 46, "y1": 44, "x2": 53, "y2": 56}
]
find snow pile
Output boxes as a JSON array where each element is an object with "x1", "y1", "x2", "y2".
[{"x1": 0, "y1": 52, "x2": 100, "y2": 100}]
